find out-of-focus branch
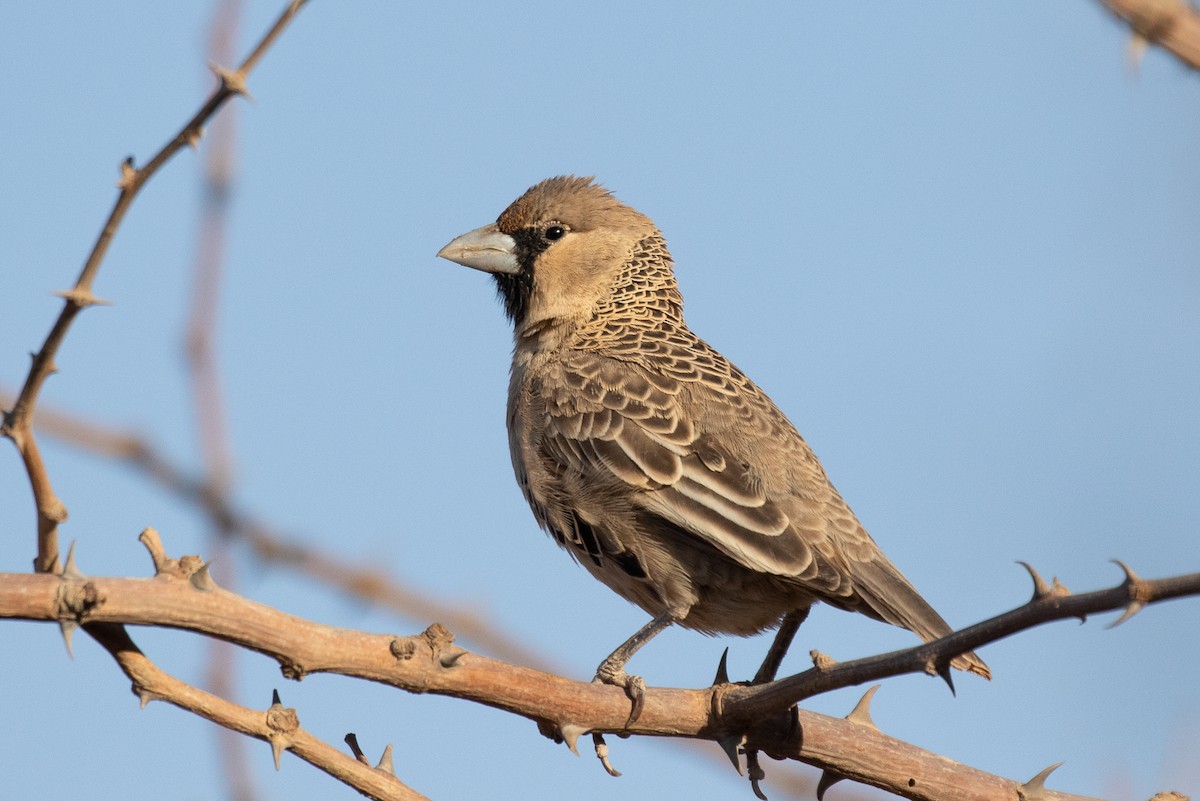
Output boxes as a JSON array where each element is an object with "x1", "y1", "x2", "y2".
[
  {"x1": 3, "y1": 530, "x2": 1194, "y2": 801},
  {"x1": 1096, "y1": 0, "x2": 1200, "y2": 70},
  {"x1": 191, "y1": 2, "x2": 251, "y2": 799},
  {"x1": 0, "y1": 389, "x2": 554, "y2": 672},
  {"x1": 0, "y1": 0, "x2": 309, "y2": 575}
]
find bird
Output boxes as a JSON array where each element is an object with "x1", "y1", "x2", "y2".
[{"x1": 436, "y1": 176, "x2": 989, "y2": 717}]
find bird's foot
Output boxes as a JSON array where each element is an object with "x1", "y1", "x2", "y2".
[{"x1": 593, "y1": 659, "x2": 647, "y2": 727}]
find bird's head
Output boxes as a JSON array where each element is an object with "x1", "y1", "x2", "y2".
[{"x1": 437, "y1": 176, "x2": 669, "y2": 334}]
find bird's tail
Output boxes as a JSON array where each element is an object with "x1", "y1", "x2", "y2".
[{"x1": 850, "y1": 557, "x2": 991, "y2": 680}]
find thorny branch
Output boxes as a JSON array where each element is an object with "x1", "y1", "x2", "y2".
[
  {"x1": 2, "y1": 530, "x2": 1195, "y2": 801},
  {"x1": 83, "y1": 621, "x2": 428, "y2": 801},
  {"x1": 0, "y1": 0, "x2": 309, "y2": 574},
  {"x1": 0, "y1": 389, "x2": 554, "y2": 671},
  {"x1": 2, "y1": 2, "x2": 1195, "y2": 800}
]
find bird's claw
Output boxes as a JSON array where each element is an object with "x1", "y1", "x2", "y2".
[{"x1": 593, "y1": 664, "x2": 647, "y2": 727}]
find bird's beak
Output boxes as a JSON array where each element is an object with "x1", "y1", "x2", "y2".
[{"x1": 436, "y1": 224, "x2": 520, "y2": 275}]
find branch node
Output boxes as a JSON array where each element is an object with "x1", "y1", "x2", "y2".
[
  {"x1": 53, "y1": 543, "x2": 102, "y2": 648},
  {"x1": 592, "y1": 732, "x2": 621, "y2": 777},
  {"x1": 1109, "y1": 559, "x2": 1152, "y2": 628},
  {"x1": 265, "y1": 691, "x2": 299, "y2": 771},
  {"x1": 1017, "y1": 761, "x2": 1064, "y2": 801},
  {"x1": 210, "y1": 63, "x2": 253, "y2": 100},
  {"x1": 184, "y1": 126, "x2": 205, "y2": 150},
  {"x1": 420, "y1": 622, "x2": 463, "y2": 669},
  {"x1": 809, "y1": 650, "x2": 837, "y2": 670},
  {"x1": 816, "y1": 768, "x2": 847, "y2": 801},
  {"x1": 558, "y1": 722, "x2": 586, "y2": 755},
  {"x1": 845, "y1": 684, "x2": 880, "y2": 730},
  {"x1": 389, "y1": 637, "x2": 416, "y2": 661},
  {"x1": 711, "y1": 681, "x2": 737, "y2": 718},
  {"x1": 117, "y1": 156, "x2": 138, "y2": 191}
]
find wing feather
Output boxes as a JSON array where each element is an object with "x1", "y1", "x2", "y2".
[{"x1": 544, "y1": 354, "x2": 835, "y2": 578}]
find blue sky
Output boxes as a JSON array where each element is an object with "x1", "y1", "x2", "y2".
[{"x1": 2, "y1": 3, "x2": 1198, "y2": 800}]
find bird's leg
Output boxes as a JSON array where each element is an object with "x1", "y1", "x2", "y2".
[
  {"x1": 752, "y1": 607, "x2": 810, "y2": 684},
  {"x1": 593, "y1": 612, "x2": 675, "y2": 726}
]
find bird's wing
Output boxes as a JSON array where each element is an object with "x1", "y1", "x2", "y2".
[{"x1": 542, "y1": 348, "x2": 856, "y2": 595}]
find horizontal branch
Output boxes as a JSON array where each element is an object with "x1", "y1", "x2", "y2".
[
  {"x1": 3, "y1": 533, "x2": 1192, "y2": 801},
  {"x1": 0, "y1": 387, "x2": 554, "y2": 672}
]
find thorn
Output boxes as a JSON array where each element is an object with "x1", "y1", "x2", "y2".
[
  {"x1": 746, "y1": 749, "x2": 768, "y2": 800},
  {"x1": 210, "y1": 64, "x2": 252, "y2": 100},
  {"x1": 54, "y1": 288, "x2": 110, "y2": 308},
  {"x1": 1111, "y1": 559, "x2": 1142, "y2": 585},
  {"x1": 61, "y1": 541, "x2": 83, "y2": 579},
  {"x1": 376, "y1": 744, "x2": 395, "y2": 775},
  {"x1": 1108, "y1": 600, "x2": 1145, "y2": 629},
  {"x1": 558, "y1": 723, "x2": 586, "y2": 755},
  {"x1": 59, "y1": 619, "x2": 78, "y2": 658},
  {"x1": 716, "y1": 733, "x2": 745, "y2": 774},
  {"x1": 184, "y1": 126, "x2": 205, "y2": 150},
  {"x1": 1016, "y1": 560, "x2": 1051, "y2": 600},
  {"x1": 713, "y1": 647, "x2": 731, "y2": 685},
  {"x1": 136, "y1": 685, "x2": 161, "y2": 709},
  {"x1": 344, "y1": 732, "x2": 368, "y2": 764},
  {"x1": 272, "y1": 688, "x2": 282, "y2": 706},
  {"x1": 816, "y1": 768, "x2": 846, "y2": 800},
  {"x1": 438, "y1": 647, "x2": 467, "y2": 668},
  {"x1": 189, "y1": 561, "x2": 216, "y2": 591},
  {"x1": 1017, "y1": 761, "x2": 1064, "y2": 801},
  {"x1": 926, "y1": 658, "x2": 956, "y2": 696},
  {"x1": 846, "y1": 685, "x2": 880, "y2": 729},
  {"x1": 117, "y1": 157, "x2": 138, "y2": 190},
  {"x1": 1050, "y1": 577, "x2": 1071, "y2": 597},
  {"x1": 593, "y1": 733, "x2": 621, "y2": 777},
  {"x1": 269, "y1": 735, "x2": 285, "y2": 771},
  {"x1": 1108, "y1": 559, "x2": 1149, "y2": 628}
]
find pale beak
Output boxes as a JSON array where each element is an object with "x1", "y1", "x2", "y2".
[{"x1": 436, "y1": 224, "x2": 520, "y2": 275}]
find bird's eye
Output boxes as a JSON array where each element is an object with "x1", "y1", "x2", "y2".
[{"x1": 544, "y1": 225, "x2": 566, "y2": 241}]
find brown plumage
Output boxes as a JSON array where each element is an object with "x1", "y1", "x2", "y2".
[{"x1": 437, "y1": 176, "x2": 989, "y2": 699}]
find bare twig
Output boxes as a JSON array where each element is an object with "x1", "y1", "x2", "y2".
[
  {"x1": 3, "y1": 536, "x2": 1194, "y2": 801},
  {"x1": 1096, "y1": 0, "x2": 1200, "y2": 70},
  {"x1": 0, "y1": 0, "x2": 309, "y2": 574},
  {"x1": 725, "y1": 562, "x2": 1198, "y2": 720}
]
